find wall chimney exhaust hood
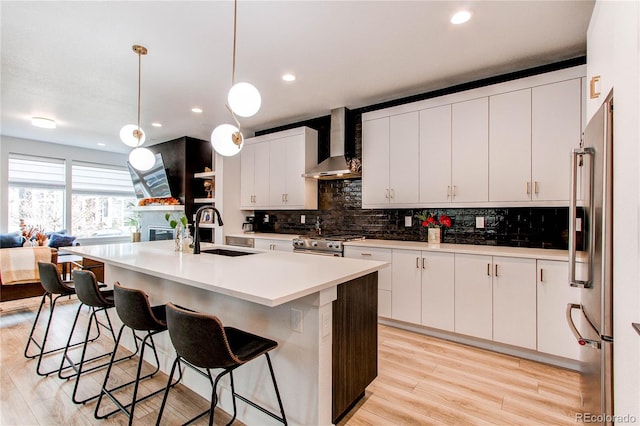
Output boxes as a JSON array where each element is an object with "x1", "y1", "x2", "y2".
[{"x1": 304, "y1": 108, "x2": 361, "y2": 180}]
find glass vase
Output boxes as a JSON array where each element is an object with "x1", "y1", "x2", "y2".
[{"x1": 174, "y1": 227, "x2": 184, "y2": 252}]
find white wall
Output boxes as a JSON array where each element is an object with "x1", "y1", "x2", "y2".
[
  {"x1": 0, "y1": 135, "x2": 128, "y2": 233},
  {"x1": 588, "y1": 1, "x2": 640, "y2": 422}
]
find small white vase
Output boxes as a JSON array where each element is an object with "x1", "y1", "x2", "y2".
[{"x1": 427, "y1": 227, "x2": 441, "y2": 244}]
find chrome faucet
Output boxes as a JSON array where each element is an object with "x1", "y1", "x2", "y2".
[{"x1": 193, "y1": 206, "x2": 224, "y2": 254}]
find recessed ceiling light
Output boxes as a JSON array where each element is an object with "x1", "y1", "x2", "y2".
[
  {"x1": 451, "y1": 10, "x2": 472, "y2": 25},
  {"x1": 31, "y1": 117, "x2": 56, "y2": 129},
  {"x1": 97, "y1": 143, "x2": 106, "y2": 147},
  {"x1": 282, "y1": 73, "x2": 296, "y2": 82},
  {"x1": 152, "y1": 122, "x2": 162, "y2": 127},
  {"x1": 191, "y1": 107, "x2": 203, "y2": 113}
]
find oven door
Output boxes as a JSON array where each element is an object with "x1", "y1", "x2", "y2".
[{"x1": 293, "y1": 248, "x2": 343, "y2": 257}]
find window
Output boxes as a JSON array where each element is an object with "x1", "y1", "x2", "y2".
[
  {"x1": 71, "y1": 162, "x2": 135, "y2": 238},
  {"x1": 8, "y1": 155, "x2": 66, "y2": 232}
]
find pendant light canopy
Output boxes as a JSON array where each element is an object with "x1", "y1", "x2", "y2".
[
  {"x1": 212, "y1": 0, "x2": 260, "y2": 157},
  {"x1": 121, "y1": 45, "x2": 151, "y2": 170}
]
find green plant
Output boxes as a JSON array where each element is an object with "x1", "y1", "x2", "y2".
[
  {"x1": 125, "y1": 203, "x2": 142, "y2": 232},
  {"x1": 165, "y1": 212, "x2": 188, "y2": 230}
]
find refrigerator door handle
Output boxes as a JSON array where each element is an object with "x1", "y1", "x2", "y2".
[
  {"x1": 569, "y1": 147, "x2": 595, "y2": 288},
  {"x1": 566, "y1": 303, "x2": 602, "y2": 349}
]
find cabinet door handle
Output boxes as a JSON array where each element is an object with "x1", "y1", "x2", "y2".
[
  {"x1": 385, "y1": 188, "x2": 389, "y2": 199},
  {"x1": 452, "y1": 185, "x2": 457, "y2": 198},
  {"x1": 390, "y1": 188, "x2": 395, "y2": 199},
  {"x1": 447, "y1": 186, "x2": 451, "y2": 198},
  {"x1": 360, "y1": 253, "x2": 372, "y2": 257},
  {"x1": 416, "y1": 257, "x2": 420, "y2": 269},
  {"x1": 534, "y1": 181, "x2": 539, "y2": 195},
  {"x1": 526, "y1": 182, "x2": 531, "y2": 195},
  {"x1": 540, "y1": 268, "x2": 544, "y2": 282},
  {"x1": 285, "y1": 193, "x2": 288, "y2": 202},
  {"x1": 487, "y1": 263, "x2": 491, "y2": 276},
  {"x1": 495, "y1": 264, "x2": 499, "y2": 277},
  {"x1": 422, "y1": 258, "x2": 426, "y2": 269}
]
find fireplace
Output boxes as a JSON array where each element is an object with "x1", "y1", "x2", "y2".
[{"x1": 149, "y1": 227, "x2": 173, "y2": 241}]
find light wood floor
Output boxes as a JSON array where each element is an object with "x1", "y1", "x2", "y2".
[{"x1": 1, "y1": 297, "x2": 583, "y2": 425}]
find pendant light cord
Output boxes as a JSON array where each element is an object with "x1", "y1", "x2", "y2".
[
  {"x1": 137, "y1": 49, "x2": 142, "y2": 134},
  {"x1": 231, "y1": 0, "x2": 238, "y2": 86}
]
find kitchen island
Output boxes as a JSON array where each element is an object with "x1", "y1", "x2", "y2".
[{"x1": 62, "y1": 241, "x2": 387, "y2": 425}]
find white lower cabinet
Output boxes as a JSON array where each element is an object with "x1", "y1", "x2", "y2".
[
  {"x1": 391, "y1": 249, "x2": 455, "y2": 328},
  {"x1": 254, "y1": 238, "x2": 293, "y2": 252},
  {"x1": 420, "y1": 252, "x2": 455, "y2": 332},
  {"x1": 346, "y1": 243, "x2": 583, "y2": 362},
  {"x1": 537, "y1": 260, "x2": 583, "y2": 360},
  {"x1": 344, "y1": 246, "x2": 392, "y2": 317},
  {"x1": 492, "y1": 256, "x2": 537, "y2": 350},
  {"x1": 391, "y1": 249, "x2": 423, "y2": 323},
  {"x1": 454, "y1": 254, "x2": 493, "y2": 340}
]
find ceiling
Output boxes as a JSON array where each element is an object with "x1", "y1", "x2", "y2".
[{"x1": 1, "y1": 1, "x2": 595, "y2": 155}]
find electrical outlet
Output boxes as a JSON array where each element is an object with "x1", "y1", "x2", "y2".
[
  {"x1": 301, "y1": 215, "x2": 306, "y2": 224},
  {"x1": 263, "y1": 214, "x2": 269, "y2": 223},
  {"x1": 476, "y1": 216, "x2": 485, "y2": 229},
  {"x1": 404, "y1": 216, "x2": 412, "y2": 227},
  {"x1": 291, "y1": 308, "x2": 303, "y2": 333},
  {"x1": 576, "y1": 217, "x2": 582, "y2": 231}
]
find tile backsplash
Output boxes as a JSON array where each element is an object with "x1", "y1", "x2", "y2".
[{"x1": 254, "y1": 179, "x2": 581, "y2": 250}]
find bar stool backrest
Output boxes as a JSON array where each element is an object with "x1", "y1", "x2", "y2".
[
  {"x1": 113, "y1": 282, "x2": 166, "y2": 331},
  {"x1": 165, "y1": 302, "x2": 241, "y2": 369},
  {"x1": 38, "y1": 261, "x2": 74, "y2": 294},
  {"x1": 72, "y1": 270, "x2": 111, "y2": 308}
]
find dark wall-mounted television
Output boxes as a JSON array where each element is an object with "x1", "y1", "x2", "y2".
[{"x1": 127, "y1": 153, "x2": 172, "y2": 199}]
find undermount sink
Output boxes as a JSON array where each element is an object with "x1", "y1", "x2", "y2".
[{"x1": 200, "y1": 248, "x2": 256, "y2": 257}]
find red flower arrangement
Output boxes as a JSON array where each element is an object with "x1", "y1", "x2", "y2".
[{"x1": 414, "y1": 211, "x2": 452, "y2": 229}]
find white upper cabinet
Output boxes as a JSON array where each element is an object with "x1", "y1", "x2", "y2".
[
  {"x1": 451, "y1": 97, "x2": 489, "y2": 203},
  {"x1": 531, "y1": 78, "x2": 582, "y2": 202},
  {"x1": 489, "y1": 89, "x2": 532, "y2": 202},
  {"x1": 240, "y1": 127, "x2": 317, "y2": 210},
  {"x1": 419, "y1": 105, "x2": 452, "y2": 203},
  {"x1": 362, "y1": 112, "x2": 419, "y2": 206},
  {"x1": 389, "y1": 112, "x2": 420, "y2": 204},
  {"x1": 361, "y1": 66, "x2": 585, "y2": 208},
  {"x1": 362, "y1": 117, "x2": 390, "y2": 206},
  {"x1": 240, "y1": 141, "x2": 270, "y2": 209}
]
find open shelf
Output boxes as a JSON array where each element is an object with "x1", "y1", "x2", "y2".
[
  {"x1": 131, "y1": 205, "x2": 184, "y2": 212},
  {"x1": 194, "y1": 171, "x2": 216, "y2": 179},
  {"x1": 194, "y1": 198, "x2": 216, "y2": 204}
]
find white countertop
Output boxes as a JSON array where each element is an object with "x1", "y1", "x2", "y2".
[
  {"x1": 225, "y1": 232, "x2": 300, "y2": 241},
  {"x1": 343, "y1": 239, "x2": 584, "y2": 262},
  {"x1": 62, "y1": 241, "x2": 387, "y2": 307}
]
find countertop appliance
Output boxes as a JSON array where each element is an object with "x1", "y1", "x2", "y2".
[
  {"x1": 292, "y1": 235, "x2": 365, "y2": 256},
  {"x1": 566, "y1": 93, "x2": 613, "y2": 423},
  {"x1": 242, "y1": 216, "x2": 256, "y2": 233}
]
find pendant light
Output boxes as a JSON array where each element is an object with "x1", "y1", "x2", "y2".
[
  {"x1": 122, "y1": 45, "x2": 154, "y2": 171},
  {"x1": 211, "y1": 0, "x2": 258, "y2": 157},
  {"x1": 227, "y1": 0, "x2": 261, "y2": 118}
]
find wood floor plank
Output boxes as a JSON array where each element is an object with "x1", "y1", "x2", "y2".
[{"x1": 2, "y1": 298, "x2": 584, "y2": 426}]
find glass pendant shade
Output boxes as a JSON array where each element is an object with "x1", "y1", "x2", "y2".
[
  {"x1": 211, "y1": 124, "x2": 244, "y2": 156},
  {"x1": 128, "y1": 147, "x2": 155, "y2": 171},
  {"x1": 120, "y1": 124, "x2": 146, "y2": 147},
  {"x1": 227, "y1": 82, "x2": 261, "y2": 117}
]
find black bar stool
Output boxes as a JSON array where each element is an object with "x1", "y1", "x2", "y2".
[
  {"x1": 58, "y1": 270, "x2": 137, "y2": 404},
  {"x1": 156, "y1": 302, "x2": 287, "y2": 426},
  {"x1": 94, "y1": 282, "x2": 179, "y2": 426},
  {"x1": 24, "y1": 261, "x2": 91, "y2": 376}
]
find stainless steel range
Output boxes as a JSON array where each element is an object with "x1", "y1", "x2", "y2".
[{"x1": 292, "y1": 235, "x2": 365, "y2": 256}]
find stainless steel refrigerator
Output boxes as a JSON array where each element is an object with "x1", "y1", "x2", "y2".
[{"x1": 566, "y1": 93, "x2": 614, "y2": 423}]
